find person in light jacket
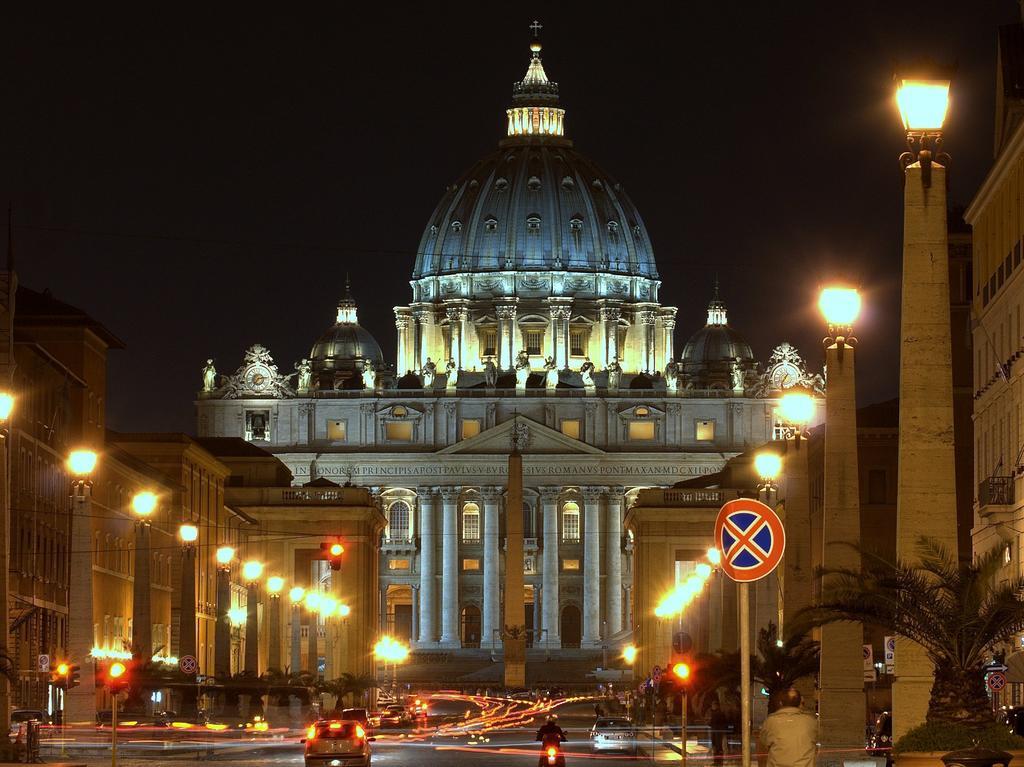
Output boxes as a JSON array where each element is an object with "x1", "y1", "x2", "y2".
[{"x1": 759, "y1": 689, "x2": 817, "y2": 767}]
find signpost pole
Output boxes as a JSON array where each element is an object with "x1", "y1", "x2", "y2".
[
  {"x1": 681, "y1": 690, "x2": 687, "y2": 767},
  {"x1": 740, "y1": 582, "x2": 751, "y2": 767}
]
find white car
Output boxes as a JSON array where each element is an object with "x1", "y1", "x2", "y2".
[{"x1": 590, "y1": 717, "x2": 637, "y2": 754}]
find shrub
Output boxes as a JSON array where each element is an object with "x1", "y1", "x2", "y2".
[{"x1": 893, "y1": 722, "x2": 1024, "y2": 755}]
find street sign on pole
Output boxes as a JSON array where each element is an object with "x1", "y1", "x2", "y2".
[
  {"x1": 37, "y1": 654, "x2": 49, "y2": 673},
  {"x1": 179, "y1": 655, "x2": 198, "y2": 676},
  {"x1": 884, "y1": 636, "x2": 895, "y2": 675},
  {"x1": 988, "y1": 671, "x2": 1007, "y2": 693},
  {"x1": 863, "y1": 645, "x2": 876, "y2": 682},
  {"x1": 715, "y1": 498, "x2": 786, "y2": 767}
]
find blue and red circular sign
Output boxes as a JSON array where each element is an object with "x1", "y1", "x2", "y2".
[
  {"x1": 988, "y1": 672, "x2": 1007, "y2": 692},
  {"x1": 714, "y1": 498, "x2": 786, "y2": 583}
]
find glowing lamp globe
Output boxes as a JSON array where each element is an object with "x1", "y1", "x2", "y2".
[
  {"x1": 819, "y1": 287, "x2": 861, "y2": 327},
  {"x1": 242, "y1": 561, "x2": 264, "y2": 582},
  {"x1": 321, "y1": 596, "x2": 338, "y2": 616},
  {"x1": 131, "y1": 491, "x2": 158, "y2": 518},
  {"x1": 178, "y1": 524, "x2": 199, "y2": 543},
  {"x1": 695, "y1": 562, "x2": 712, "y2": 580},
  {"x1": 896, "y1": 76, "x2": 950, "y2": 133},
  {"x1": 706, "y1": 547, "x2": 721, "y2": 566},
  {"x1": 215, "y1": 546, "x2": 235, "y2": 565},
  {"x1": 337, "y1": 604, "x2": 352, "y2": 618},
  {"x1": 622, "y1": 645, "x2": 638, "y2": 665},
  {"x1": 228, "y1": 607, "x2": 247, "y2": 626},
  {"x1": 67, "y1": 449, "x2": 98, "y2": 477},
  {"x1": 778, "y1": 392, "x2": 815, "y2": 427},
  {"x1": 329, "y1": 543, "x2": 344, "y2": 557},
  {"x1": 754, "y1": 452, "x2": 782, "y2": 482},
  {"x1": 266, "y1": 576, "x2": 285, "y2": 595},
  {"x1": 0, "y1": 393, "x2": 14, "y2": 421},
  {"x1": 304, "y1": 592, "x2": 322, "y2": 612},
  {"x1": 289, "y1": 586, "x2": 305, "y2": 603}
]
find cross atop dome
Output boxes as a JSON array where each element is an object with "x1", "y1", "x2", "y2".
[
  {"x1": 336, "y1": 275, "x2": 358, "y2": 324},
  {"x1": 706, "y1": 280, "x2": 728, "y2": 326}
]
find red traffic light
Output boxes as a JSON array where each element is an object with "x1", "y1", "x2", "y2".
[
  {"x1": 329, "y1": 543, "x2": 343, "y2": 557},
  {"x1": 320, "y1": 540, "x2": 344, "y2": 571},
  {"x1": 672, "y1": 662, "x2": 691, "y2": 680},
  {"x1": 101, "y1": 660, "x2": 130, "y2": 694}
]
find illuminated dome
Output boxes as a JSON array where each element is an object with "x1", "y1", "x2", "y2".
[
  {"x1": 411, "y1": 34, "x2": 657, "y2": 282},
  {"x1": 680, "y1": 286, "x2": 754, "y2": 382},
  {"x1": 309, "y1": 281, "x2": 384, "y2": 375}
]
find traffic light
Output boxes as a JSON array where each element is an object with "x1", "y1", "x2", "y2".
[
  {"x1": 69, "y1": 664, "x2": 81, "y2": 689},
  {"x1": 99, "y1": 661, "x2": 130, "y2": 695},
  {"x1": 668, "y1": 630, "x2": 695, "y2": 693},
  {"x1": 320, "y1": 540, "x2": 344, "y2": 571},
  {"x1": 51, "y1": 662, "x2": 70, "y2": 690}
]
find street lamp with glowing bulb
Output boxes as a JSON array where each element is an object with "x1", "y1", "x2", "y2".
[
  {"x1": 267, "y1": 576, "x2": 284, "y2": 596},
  {"x1": 896, "y1": 67, "x2": 953, "y2": 187},
  {"x1": 131, "y1": 491, "x2": 157, "y2": 520},
  {"x1": 178, "y1": 524, "x2": 198, "y2": 544},
  {"x1": 706, "y1": 547, "x2": 721, "y2": 566},
  {"x1": 215, "y1": 546, "x2": 234, "y2": 568},
  {"x1": 754, "y1": 451, "x2": 782, "y2": 492},
  {"x1": 820, "y1": 287, "x2": 861, "y2": 360},
  {"x1": 242, "y1": 561, "x2": 263, "y2": 583},
  {"x1": 337, "y1": 604, "x2": 351, "y2": 618},
  {"x1": 228, "y1": 607, "x2": 246, "y2": 626},
  {"x1": 289, "y1": 587, "x2": 305, "y2": 604},
  {"x1": 622, "y1": 645, "x2": 638, "y2": 665},
  {"x1": 67, "y1": 449, "x2": 98, "y2": 478},
  {"x1": 0, "y1": 393, "x2": 14, "y2": 422}
]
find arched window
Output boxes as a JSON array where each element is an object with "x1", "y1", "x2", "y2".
[
  {"x1": 523, "y1": 501, "x2": 534, "y2": 538},
  {"x1": 562, "y1": 502, "x2": 580, "y2": 542},
  {"x1": 387, "y1": 501, "x2": 411, "y2": 542},
  {"x1": 462, "y1": 502, "x2": 480, "y2": 542}
]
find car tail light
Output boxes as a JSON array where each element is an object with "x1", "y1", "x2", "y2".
[
  {"x1": 329, "y1": 722, "x2": 343, "y2": 730},
  {"x1": 355, "y1": 725, "x2": 365, "y2": 740},
  {"x1": 306, "y1": 725, "x2": 317, "y2": 740},
  {"x1": 547, "y1": 747, "x2": 557, "y2": 757}
]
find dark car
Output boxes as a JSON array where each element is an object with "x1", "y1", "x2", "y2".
[
  {"x1": 378, "y1": 705, "x2": 409, "y2": 729},
  {"x1": 341, "y1": 708, "x2": 371, "y2": 731},
  {"x1": 867, "y1": 711, "x2": 892, "y2": 764},
  {"x1": 1004, "y1": 706, "x2": 1024, "y2": 736}
]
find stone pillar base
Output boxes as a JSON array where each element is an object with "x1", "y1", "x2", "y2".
[
  {"x1": 818, "y1": 688, "x2": 867, "y2": 751},
  {"x1": 438, "y1": 638, "x2": 461, "y2": 649}
]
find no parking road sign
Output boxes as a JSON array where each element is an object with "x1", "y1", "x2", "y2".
[
  {"x1": 714, "y1": 498, "x2": 786, "y2": 583},
  {"x1": 179, "y1": 655, "x2": 198, "y2": 676},
  {"x1": 988, "y1": 671, "x2": 1007, "y2": 693}
]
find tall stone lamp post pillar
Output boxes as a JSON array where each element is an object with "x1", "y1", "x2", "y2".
[
  {"x1": 242, "y1": 561, "x2": 264, "y2": 676},
  {"x1": 892, "y1": 68, "x2": 958, "y2": 741},
  {"x1": 130, "y1": 492, "x2": 158, "y2": 668},
  {"x1": 817, "y1": 287, "x2": 866, "y2": 751},
  {"x1": 214, "y1": 546, "x2": 235, "y2": 679},
  {"x1": 178, "y1": 523, "x2": 199, "y2": 716},
  {"x1": 0, "y1": 394, "x2": 12, "y2": 738},
  {"x1": 266, "y1": 577, "x2": 284, "y2": 672},
  {"x1": 289, "y1": 587, "x2": 305, "y2": 672},
  {"x1": 65, "y1": 449, "x2": 98, "y2": 725}
]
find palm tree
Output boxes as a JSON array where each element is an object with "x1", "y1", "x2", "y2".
[
  {"x1": 337, "y1": 672, "x2": 375, "y2": 706},
  {"x1": 754, "y1": 623, "x2": 819, "y2": 709},
  {"x1": 797, "y1": 539, "x2": 1024, "y2": 728}
]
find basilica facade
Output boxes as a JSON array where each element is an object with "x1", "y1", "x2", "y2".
[{"x1": 195, "y1": 32, "x2": 821, "y2": 658}]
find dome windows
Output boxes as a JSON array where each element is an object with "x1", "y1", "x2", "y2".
[
  {"x1": 528, "y1": 175, "x2": 542, "y2": 191},
  {"x1": 526, "y1": 215, "x2": 542, "y2": 235},
  {"x1": 451, "y1": 220, "x2": 463, "y2": 234},
  {"x1": 484, "y1": 216, "x2": 498, "y2": 233},
  {"x1": 592, "y1": 179, "x2": 604, "y2": 191},
  {"x1": 495, "y1": 177, "x2": 509, "y2": 191},
  {"x1": 561, "y1": 176, "x2": 575, "y2": 190},
  {"x1": 607, "y1": 220, "x2": 620, "y2": 244}
]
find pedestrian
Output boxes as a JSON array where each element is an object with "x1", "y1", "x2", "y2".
[
  {"x1": 759, "y1": 689, "x2": 817, "y2": 767},
  {"x1": 708, "y1": 699, "x2": 729, "y2": 758}
]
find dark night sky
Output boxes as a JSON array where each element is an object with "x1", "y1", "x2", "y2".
[{"x1": 5, "y1": 2, "x2": 1017, "y2": 434}]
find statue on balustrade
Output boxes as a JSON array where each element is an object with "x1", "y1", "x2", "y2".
[
  {"x1": 514, "y1": 350, "x2": 531, "y2": 388},
  {"x1": 362, "y1": 361, "x2": 376, "y2": 390},
  {"x1": 295, "y1": 358, "x2": 312, "y2": 392},
  {"x1": 446, "y1": 357, "x2": 459, "y2": 388},
  {"x1": 580, "y1": 357, "x2": 596, "y2": 388},
  {"x1": 201, "y1": 359, "x2": 218, "y2": 392},
  {"x1": 606, "y1": 357, "x2": 622, "y2": 391},
  {"x1": 422, "y1": 357, "x2": 437, "y2": 388},
  {"x1": 543, "y1": 356, "x2": 559, "y2": 389},
  {"x1": 665, "y1": 358, "x2": 679, "y2": 392},
  {"x1": 483, "y1": 357, "x2": 498, "y2": 388}
]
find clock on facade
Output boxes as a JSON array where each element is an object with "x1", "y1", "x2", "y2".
[
  {"x1": 769, "y1": 361, "x2": 800, "y2": 389},
  {"x1": 245, "y1": 365, "x2": 272, "y2": 392}
]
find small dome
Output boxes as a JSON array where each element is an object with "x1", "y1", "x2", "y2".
[
  {"x1": 309, "y1": 281, "x2": 384, "y2": 374},
  {"x1": 680, "y1": 286, "x2": 754, "y2": 373}
]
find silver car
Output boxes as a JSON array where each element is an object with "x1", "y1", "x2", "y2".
[{"x1": 590, "y1": 717, "x2": 637, "y2": 754}]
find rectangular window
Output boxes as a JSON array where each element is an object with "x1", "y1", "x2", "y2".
[
  {"x1": 628, "y1": 421, "x2": 655, "y2": 441},
  {"x1": 570, "y1": 327, "x2": 588, "y2": 356},
  {"x1": 696, "y1": 420, "x2": 715, "y2": 441},
  {"x1": 462, "y1": 419, "x2": 481, "y2": 439},
  {"x1": 560, "y1": 419, "x2": 581, "y2": 439},
  {"x1": 867, "y1": 469, "x2": 887, "y2": 505},
  {"x1": 462, "y1": 558, "x2": 480, "y2": 571},
  {"x1": 524, "y1": 555, "x2": 536, "y2": 574},
  {"x1": 480, "y1": 328, "x2": 497, "y2": 357},
  {"x1": 525, "y1": 328, "x2": 544, "y2": 356},
  {"x1": 562, "y1": 559, "x2": 580, "y2": 571},
  {"x1": 327, "y1": 420, "x2": 347, "y2": 441},
  {"x1": 385, "y1": 421, "x2": 413, "y2": 442},
  {"x1": 388, "y1": 559, "x2": 410, "y2": 570}
]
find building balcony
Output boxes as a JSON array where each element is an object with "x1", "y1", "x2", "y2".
[{"x1": 979, "y1": 476, "x2": 1015, "y2": 508}]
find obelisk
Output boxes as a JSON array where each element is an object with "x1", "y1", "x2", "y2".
[{"x1": 504, "y1": 423, "x2": 527, "y2": 688}]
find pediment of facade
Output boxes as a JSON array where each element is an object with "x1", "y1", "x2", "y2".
[{"x1": 438, "y1": 416, "x2": 605, "y2": 456}]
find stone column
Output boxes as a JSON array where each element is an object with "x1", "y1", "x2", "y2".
[
  {"x1": 290, "y1": 601, "x2": 302, "y2": 672},
  {"x1": 605, "y1": 486, "x2": 624, "y2": 636},
  {"x1": 780, "y1": 444, "x2": 813, "y2": 637},
  {"x1": 819, "y1": 336, "x2": 865, "y2": 750},
  {"x1": 411, "y1": 585, "x2": 420, "y2": 642},
  {"x1": 179, "y1": 542, "x2": 198, "y2": 716},
  {"x1": 581, "y1": 486, "x2": 604, "y2": 647},
  {"x1": 496, "y1": 302, "x2": 518, "y2": 370},
  {"x1": 533, "y1": 586, "x2": 542, "y2": 647},
  {"x1": 413, "y1": 307, "x2": 433, "y2": 372},
  {"x1": 416, "y1": 489, "x2": 437, "y2": 647},
  {"x1": 660, "y1": 309, "x2": 677, "y2": 369},
  {"x1": 216, "y1": 564, "x2": 232, "y2": 677},
  {"x1": 639, "y1": 309, "x2": 658, "y2": 373},
  {"x1": 548, "y1": 300, "x2": 573, "y2": 369},
  {"x1": 268, "y1": 592, "x2": 282, "y2": 672},
  {"x1": 446, "y1": 307, "x2": 463, "y2": 369},
  {"x1": 893, "y1": 160, "x2": 958, "y2": 741},
  {"x1": 66, "y1": 486, "x2": 96, "y2": 724},
  {"x1": 244, "y1": 581, "x2": 260, "y2": 675},
  {"x1": 481, "y1": 486, "x2": 502, "y2": 649},
  {"x1": 131, "y1": 520, "x2": 153, "y2": 660},
  {"x1": 379, "y1": 587, "x2": 388, "y2": 632},
  {"x1": 395, "y1": 309, "x2": 413, "y2": 375},
  {"x1": 439, "y1": 486, "x2": 461, "y2": 647},
  {"x1": 600, "y1": 304, "x2": 621, "y2": 369},
  {"x1": 539, "y1": 486, "x2": 561, "y2": 649}
]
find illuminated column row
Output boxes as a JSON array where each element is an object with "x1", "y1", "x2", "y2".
[
  {"x1": 600, "y1": 304, "x2": 621, "y2": 368},
  {"x1": 639, "y1": 309, "x2": 657, "y2": 373},
  {"x1": 496, "y1": 303, "x2": 518, "y2": 370},
  {"x1": 548, "y1": 301, "x2": 572, "y2": 369},
  {"x1": 506, "y1": 107, "x2": 565, "y2": 136},
  {"x1": 395, "y1": 309, "x2": 414, "y2": 376},
  {"x1": 540, "y1": 486, "x2": 561, "y2": 648},
  {"x1": 417, "y1": 489, "x2": 437, "y2": 646},
  {"x1": 439, "y1": 486, "x2": 461, "y2": 647},
  {"x1": 480, "y1": 487, "x2": 502, "y2": 649},
  {"x1": 581, "y1": 486, "x2": 604, "y2": 647},
  {"x1": 446, "y1": 307, "x2": 463, "y2": 370}
]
